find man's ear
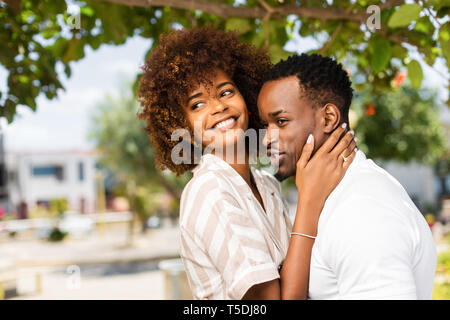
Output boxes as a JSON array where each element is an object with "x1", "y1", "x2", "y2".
[{"x1": 321, "y1": 103, "x2": 341, "y2": 134}]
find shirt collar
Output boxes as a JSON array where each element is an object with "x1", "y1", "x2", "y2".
[
  {"x1": 350, "y1": 149, "x2": 366, "y2": 168},
  {"x1": 192, "y1": 153, "x2": 274, "y2": 195},
  {"x1": 192, "y1": 153, "x2": 231, "y2": 174}
]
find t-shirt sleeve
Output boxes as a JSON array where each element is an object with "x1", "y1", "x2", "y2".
[
  {"x1": 322, "y1": 195, "x2": 418, "y2": 300},
  {"x1": 182, "y1": 188, "x2": 280, "y2": 300}
]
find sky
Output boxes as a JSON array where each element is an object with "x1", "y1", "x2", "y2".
[
  {"x1": 1, "y1": 23, "x2": 449, "y2": 153},
  {"x1": 0, "y1": 36, "x2": 151, "y2": 152}
]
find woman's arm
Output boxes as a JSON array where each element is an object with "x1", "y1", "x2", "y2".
[{"x1": 243, "y1": 124, "x2": 357, "y2": 300}]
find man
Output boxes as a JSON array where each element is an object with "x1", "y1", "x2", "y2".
[{"x1": 257, "y1": 53, "x2": 437, "y2": 299}]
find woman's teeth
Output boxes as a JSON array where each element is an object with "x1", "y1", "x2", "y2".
[{"x1": 215, "y1": 118, "x2": 235, "y2": 130}]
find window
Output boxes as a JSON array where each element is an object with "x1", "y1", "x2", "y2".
[
  {"x1": 78, "y1": 162, "x2": 84, "y2": 181},
  {"x1": 32, "y1": 165, "x2": 64, "y2": 181}
]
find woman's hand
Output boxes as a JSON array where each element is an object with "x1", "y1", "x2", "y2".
[
  {"x1": 295, "y1": 123, "x2": 357, "y2": 217},
  {"x1": 280, "y1": 124, "x2": 357, "y2": 300}
]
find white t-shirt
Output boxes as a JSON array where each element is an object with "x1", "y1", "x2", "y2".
[{"x1": 308, "y1": 151, "x2": 437, "y2": 300}]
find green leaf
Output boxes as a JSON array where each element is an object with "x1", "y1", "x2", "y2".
[
  {"x1": 414, "y1": 16, "x2": 434, "y2": 34},
  {"x1": 430, "y1": 0, "x2": 450, "y2": 11},
  {"x1": 439, "y1": 22, "x2": 450, "y2": 64},
  {"x1": 225, "y1": 18, "x2": 252, "y2": 34},
  {"x1": 391, "y1": 44, "x2": 407, "y2": 59},
  {"x1": 269, "y1": 44, "x2": 290, "y2": 63},
  {"x1": 388, "y1": 4, "x2": 422, "y2": 28},
  {"x1": 407, "y1": 60, "x2": 423, "y2": 89},
  {"x1": 80, "y1": 6, "x2": 95, "y2": 17},
  {"x1": 51, "y1": 37, "x2": 69, "y2": 58},
  {"x1": 370, "y1": 36, "x2": 391, "y2": 73}
]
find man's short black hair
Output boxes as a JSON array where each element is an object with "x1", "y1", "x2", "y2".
[{"x1": 263, "y1": 53, "x2": 353, "y2": 124}]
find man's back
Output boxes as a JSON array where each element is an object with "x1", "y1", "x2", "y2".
[{"x1": 308, "y1": 151, "x2": 437, "y2": 299}]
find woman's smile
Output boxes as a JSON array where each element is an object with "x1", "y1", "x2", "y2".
[{"x1": 209, "y1": 115, "x2": 240, "y2": 132}]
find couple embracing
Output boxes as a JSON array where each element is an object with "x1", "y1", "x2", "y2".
[{"x1": 137, "y1": 27, "x2": 436, "y2": 300}]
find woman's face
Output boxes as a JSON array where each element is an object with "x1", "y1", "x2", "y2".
[{"x1": 183, "y1": 69, "x2": 248, "y2": 153}]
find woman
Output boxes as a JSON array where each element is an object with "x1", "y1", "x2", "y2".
[{"x1": 138, "y1": 26, "x2": 356, "y2": 299}]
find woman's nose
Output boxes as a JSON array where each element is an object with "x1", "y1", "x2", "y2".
[{"x1": 211, "y1": 100, "x2": 227, "y2": 114}]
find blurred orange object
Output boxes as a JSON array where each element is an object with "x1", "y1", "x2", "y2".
[
  {"x1": 365, "y1": 104, "x2": 376, "y2": 116},
  {"x1": 394, "y1": 72, "x2": 407, "y2": 87},
  {"x1": 425, "y1": 213, "x2": 435, "y2": 229}
]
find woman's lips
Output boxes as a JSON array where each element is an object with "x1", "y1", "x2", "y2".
[{"x1": 212, "y1": 116, "x2": 238, "y2": 132}]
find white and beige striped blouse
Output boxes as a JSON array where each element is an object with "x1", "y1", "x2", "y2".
[{"x1": 179, "y1": 153, "x2": 293, "y2": 300}]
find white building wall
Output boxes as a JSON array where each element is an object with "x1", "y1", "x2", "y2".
[
  {"x1": 6, "y1": 151, "x2": 98, "y2": 213},
  {"x1": 378, "y1": 160, "x2": 437, "y2": 211}
]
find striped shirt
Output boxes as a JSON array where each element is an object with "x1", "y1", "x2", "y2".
[{"x1": 179, "y1": 153, "x2": 292, "y2": 300}]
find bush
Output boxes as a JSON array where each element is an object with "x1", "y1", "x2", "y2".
[
  {"x1": 48, "y1": 227, "x2": 68, "y2": 242},
  {"x1": 433, "y1": 282, "x2": 450, "y2": 300}
]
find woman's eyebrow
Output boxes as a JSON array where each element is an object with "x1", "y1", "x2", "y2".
[
  {"x1": 216, "y1": 81, "x2": 234, "y2": 89},
  {"x1": 186, "y1": 92, "x2": 202, "y2": 103}
]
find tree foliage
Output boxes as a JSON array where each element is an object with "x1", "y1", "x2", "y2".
[
  {"x1": 89, "y1": 84, "x2": 190, "y2": 230},
  {"x1": 352, "y1": 83, "x2": 446, "y2": 164},
  {"x1": 1, "y1": 0, "x2": 449, "y2": 166},
  {"x1": 88, "y1": 85, "x2": 188, "y2": 199},
  {"x1": 1, "y1": 0, "x2": 449, "y2": 123}
]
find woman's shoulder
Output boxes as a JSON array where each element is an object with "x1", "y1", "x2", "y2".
[
  {"x1": 179, "y1": 169, "x2": 231, "y2": 224},
  {"x1": 252, "y1": 167, "x2": 282, "y2": 193},
  {"x1": 181, "y1": 168, "x2": 228, "y2": 198}
]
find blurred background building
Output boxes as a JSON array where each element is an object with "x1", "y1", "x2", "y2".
[{"x1": 5, "y1": 149, "x2": 98, "y2": 216}]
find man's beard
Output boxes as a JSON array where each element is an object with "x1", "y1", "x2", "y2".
[{"x1": 274, "y1": 170, "x2": 290, "y2": 182}]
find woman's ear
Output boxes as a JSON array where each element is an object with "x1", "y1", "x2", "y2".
[{"x1": 321, "y1": 103, "x2": 341, "y2": 134}]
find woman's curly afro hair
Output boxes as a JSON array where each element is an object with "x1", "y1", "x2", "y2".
[{"x1": 137, "y1": 26, "x2": 272, "y2": 175}]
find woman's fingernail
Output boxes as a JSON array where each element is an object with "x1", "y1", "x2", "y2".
[
  {"x1": 354, "y1": 137, "x2": 358, "y2": 142},
  {"x1": 307, "y1": 134, "x2": 313, "y2": 144},
  {"x1": 349, "y1": 130, "x2": 354, "y2": 136},
  {"x1": 341, "y1": 123, "x2": 347, "y2": 129}
]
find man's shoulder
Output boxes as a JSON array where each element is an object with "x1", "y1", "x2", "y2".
[
  {"x1": 339, "y1": 156, "x2": 410, "y2": 203},
  {"x1": 320, "y1": 157, "x2": 418, "y2": 230}
]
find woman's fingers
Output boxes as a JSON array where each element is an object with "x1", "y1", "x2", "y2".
[
  {"x1": 341, "y1": 138, "x2": 357, "y2": 158},
  {"x1": 298, "y1": 134, "x2": 314, "y2": 169},
  {"x1": 342, "y1": 146, "x2": 357, "y2": 169},
  {"x1": 316, "y1": 123, "x2": 347, "y2": 156},
  {"x1": 330, "y1": 130, "x2": 355, "y2": 159}
]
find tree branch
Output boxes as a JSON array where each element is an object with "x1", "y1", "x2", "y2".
[
  {"x1": 318, "y1": 22, "x2": 343, "y2": 55},
  {"x1": 95, "y1": 0, "x2": 405, "y2": 23},
  {"x1": 3, "y1": 0, "x2": 21, "y2": 14}
]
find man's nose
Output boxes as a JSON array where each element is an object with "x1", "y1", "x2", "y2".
[
  {"x1": 263, "y1": 126, "x2": 279, "y2": 149},
  {"x1": 262, "y1": 127, "x2": 272, "y2": 148}
]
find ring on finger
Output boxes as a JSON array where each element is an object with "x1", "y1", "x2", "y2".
[{"x1": 341, "y1": 153, "x2": 349, "y2": 162}]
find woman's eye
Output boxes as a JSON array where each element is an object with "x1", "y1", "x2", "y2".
[
  {"x1": 191, "y1": 102, "x2": 205, "y2": 110},
  {"x1": 277, "y1": 119, "x2": 288, "y2": 126},
  {"x1": 221, "y1": 89, "x2": 234, "y2": 97}
]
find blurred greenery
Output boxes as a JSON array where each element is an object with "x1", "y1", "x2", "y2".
[
  {"x1": 48, "y1": 198, "x2": 69, "y2": 241},
  {"x1": 352, "y1": 84, "x2": 446, "y2": 164},
  {"x1": 89, "y1": 84, "x2": 190, "y2": 236},
  {"x1": 434, "y1": 249, "x2": 450, "y2": 300},
  {"x1": 437, "y1": 251, "x2": 450, "y2": 274},
  {"x1": 433, "y1": 282, "x2": 450, "y2": 300},
  {"x1": 0, "y1": 0, "x2": 449, "y2": 123},
  {"x1": 47, "y1": 227, "x2": 68, "y2": 242},
  {"x1": 49, "y1": 198, "x2": 68, "y2": 218}
]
